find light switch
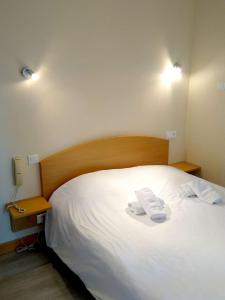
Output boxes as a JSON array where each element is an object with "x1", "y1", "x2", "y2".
[
  {"x1": 166, "y1": 130, "x2": 177, "y2": 140},
  {"x1": 27, "y1": 154, "x2": 39, "y2": 165}
]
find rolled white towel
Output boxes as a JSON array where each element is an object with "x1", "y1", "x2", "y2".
[
  {"x1": 148, "y1": 207, "x2": 168, "y2": 223},
  {"x1": 135, "y1": 188, "x2": 161, "y2": 204},
  {"x1": 189, "y1": 180, "x2": 223, "y2": 205},
  {"x1": 135, "y1": 188, "x2": 167, "y2": 223},
  {"x1": 128, "y1": 201, "x2": 146, "y2": 215},
  {"x1": 180, "y1": 182, "x2": 197, "y2": 198}
]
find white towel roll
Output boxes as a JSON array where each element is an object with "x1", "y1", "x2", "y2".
[
  {"x1": 180, "y1": 182, "x2": 196, "y2": 198},
  {"x1": 189, "y1": 180, "x2": 223, "y2": 205},
  {"x1": 135, "y1": 188, "x2": 167, "y2": 222},
  {"x1": 138, "y1": 196, "x2": 167, "y2": 222},
  {"x1": 128, "y1": 201, "x2": 146, "y2": 215},
  {"x1": 149, "y1": 208, "x2": 168, "y2": 223}
]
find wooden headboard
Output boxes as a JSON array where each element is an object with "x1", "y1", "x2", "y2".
[{"x1": 40, "y1": 136, "x2": 169, "y2": 199}]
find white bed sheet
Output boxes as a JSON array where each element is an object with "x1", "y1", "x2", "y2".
[{"x1": 45, "y1": 165, "x2": 225, "y2": 300}]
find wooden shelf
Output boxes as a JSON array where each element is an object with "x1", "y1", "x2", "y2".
[{"x1": 170, "y1": 161, "x2": 201, "y2": 174}]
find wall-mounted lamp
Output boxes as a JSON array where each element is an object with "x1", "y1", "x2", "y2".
[
  {"x1": 172, "y1": 63, "x2": 182, "y2": 80},
  {"x1": 21, "y1": 66, "x2": 39, "y2": 81},
  {"x1": 161, "y1": 62, "x2": 182, "y2": 85}
]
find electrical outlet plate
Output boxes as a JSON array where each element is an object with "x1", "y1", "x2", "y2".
[
  {"x1": 37, "y1": 213, "x2": 46, "y2": 224},
  {"x1": 28, "y1": 154, "x2": 39, "y2": 165},
  {"x1": 166, "y1": 130, "x2": 177, "y2": 140},
  {"x1": 217, "y1": 82, "x2": 225, "y2": 91}
]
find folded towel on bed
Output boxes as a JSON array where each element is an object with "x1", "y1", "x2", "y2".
[
  {"x1": 135, "y1": 188, "x2": 167, "y2": 222},
  {"x1": 180, "y1": 182, "x2": 197, "y2": 198},
  {"x1": 181, "y1": 180, "x2": 223, "y2": 204},
  {"x1": 128, "y1": 201, "x2": 146, "y2": 215},
  {"x1": 189, "y1": 180, "x2": 223, "y2": 205}
]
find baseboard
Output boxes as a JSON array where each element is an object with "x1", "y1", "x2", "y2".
[{"x1": 0, "y1": 233, "x2": 39, "y2": 256}]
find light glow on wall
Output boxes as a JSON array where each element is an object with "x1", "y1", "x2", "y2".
[{"x1": 161, "y1": 62, "x2": 182, "y2": 85}]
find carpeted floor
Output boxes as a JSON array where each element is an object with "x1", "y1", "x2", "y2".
[{"x1": 0, "y1": 251, "x2": 95, "y2": 300}]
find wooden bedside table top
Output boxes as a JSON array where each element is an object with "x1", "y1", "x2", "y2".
[
  {"x1": 170, "y1": 161, "x2": 201, "y2": 173},
  {"x1": 8, "y1": 196, "x2": 51, "y2": 220}
]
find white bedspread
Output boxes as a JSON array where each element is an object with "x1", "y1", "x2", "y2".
[{"x1": 45, "y1": 165, "x2": 225, "y2": 300}]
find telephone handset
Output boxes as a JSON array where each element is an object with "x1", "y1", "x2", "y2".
[{"x1": 14, "y1": 156, "x2": 24, "y2": 186}]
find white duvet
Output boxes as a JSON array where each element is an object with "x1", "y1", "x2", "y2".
[{"x1": 45, "y1": 165, "x2": 225, "y2": 300}]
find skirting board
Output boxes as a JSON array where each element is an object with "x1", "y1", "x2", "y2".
[{"x1": 0, "y1": 233, "x2": 38, "y2": 256}]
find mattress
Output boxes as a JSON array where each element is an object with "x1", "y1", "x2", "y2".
[{"x1": 45, "y1": 165, "x2": 225, "y2": 300}]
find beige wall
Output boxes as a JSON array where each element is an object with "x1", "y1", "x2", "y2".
[
  {"x1": 187, "y1": 0, "x2": 225, "y2": 186},
  {"x1": 0, "y1": 0, "x2": 193, "y2": 243}
]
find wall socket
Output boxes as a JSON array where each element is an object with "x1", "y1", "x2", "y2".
[
  {"x1": 36, "y1": 213, "x2": 46, "y2": 224},
  {"x1": 217, "y1": 82, "x2": 225, "y2": 92},
  {"x1": 166, "y1": 130, "x2": 177, "y2": 140},
  {"x1": 27, "y1": 154, "x2": 39, "y2": 165}
]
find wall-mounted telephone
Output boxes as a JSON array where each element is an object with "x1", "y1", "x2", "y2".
[{"x1": 14, "y1": 156, "x2": 24, "y2": 186}]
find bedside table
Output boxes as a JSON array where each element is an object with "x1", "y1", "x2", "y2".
[
  {"x1": 170, "y1": 161, "x2": 201, "y2": 176},
  {"x1": 6, "y1": 196, "x2": 51, "y2": 232}
]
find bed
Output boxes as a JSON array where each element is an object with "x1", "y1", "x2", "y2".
[{"x1": 40, "y1": 136, "x2": 225, "y2": 300}]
